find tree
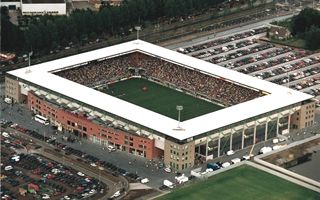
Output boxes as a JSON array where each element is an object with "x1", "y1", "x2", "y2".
[
  {"x1": 291, "y1": 8, "x2": 320, "y2": 36},
  {"x1": 305, "y1": 26, "x2": 320, "y2": 50},
  {"x1": 1, "y1": 7, "x2": 24, "y2": 52}
]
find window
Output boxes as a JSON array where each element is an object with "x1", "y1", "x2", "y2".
[
  {"x1": 129, "y1": 142, "x2": 133, "y2": 146},
  {"x1": 83, "y1": 127, "x2": 87, "y2": 132},
  {"x1": 67, "y1": 120, "x2": 70, "y2": 125}
]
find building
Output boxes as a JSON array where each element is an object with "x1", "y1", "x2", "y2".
[
  {"x1": 0, "y1": 1, "x2": 21, "y2": 11},
  {"x1": 269, "y1": 26, "x2": 291, "y2": 40},
  {"x1": 5, "y1": 40, "x2": 315, "y2": 171},
  {"x1": 1, "y1": 0, "x2": 66, "y2": 15}
]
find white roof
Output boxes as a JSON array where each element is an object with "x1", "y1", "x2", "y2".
[{"x1": 8, "y1": 40, "x2": 313, "y2": 140}]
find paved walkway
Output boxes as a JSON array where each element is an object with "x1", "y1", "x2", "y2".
[{"x1": 129, "y1": 183, "x2": 152, "y2": 190}]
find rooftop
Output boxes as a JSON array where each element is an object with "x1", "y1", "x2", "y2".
[
  {"x1": 8, "y1": 40, "x2": 313, "y2": 140},
  {"x1": 22, "y1": 0, "x2": 65, "y2": 4}
]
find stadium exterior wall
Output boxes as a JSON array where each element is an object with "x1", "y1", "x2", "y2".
[{"x1": 27, "y1": 91, "x2": 163, "y2": 160}]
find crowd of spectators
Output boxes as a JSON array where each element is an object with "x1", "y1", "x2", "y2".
[
  {"x1": 55, "y1": 52, "x2": 260, "y2": 106},
  {"x1": 55, "y1": 55, "x2": 134, "y2": 87}
]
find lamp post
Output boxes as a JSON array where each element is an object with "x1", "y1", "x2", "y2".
[
  {"x1": 176, "y1": 105, "x2": 183, "y2": 128},
  {"x1": 135, "y1": 26, "x2": 141, "y2": 40}
]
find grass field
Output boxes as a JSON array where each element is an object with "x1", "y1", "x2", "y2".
[
  {"x1": 104, "y1": 78, "x2": 223, "y2": 121},
  {"x1": 157, "y1": 165, "x2": 320, "y2": 200}
]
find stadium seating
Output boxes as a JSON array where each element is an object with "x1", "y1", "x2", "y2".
[{"x1": 55, "y1": 53, "x2": 260, "y2": 106}]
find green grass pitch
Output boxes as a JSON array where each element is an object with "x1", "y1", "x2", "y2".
[
  {"x1": 104, "y1": 78, "x2": 223, "y2": 121},
  {"x1": 157, "y1": 165, "x2": 320, "y2": 200}
]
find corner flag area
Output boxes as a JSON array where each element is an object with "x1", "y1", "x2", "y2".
[
  {"x1": 156, "y1": 165, "x2": 320, "y2": 200},
  {"x1": 104, "y1": 78, "x2": 223, "y2": 121}
]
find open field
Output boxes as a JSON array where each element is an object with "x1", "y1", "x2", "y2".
[
  {"x1": 104, "y1": 78, "x2": 223, "y2": 121},
  {"x1": 157, "y1": 165, "x2": 320, "y2": 200}
]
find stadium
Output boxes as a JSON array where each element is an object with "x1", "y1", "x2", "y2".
[{"x1": 5, "y1": 40, "x2": 316, "y2": 170}]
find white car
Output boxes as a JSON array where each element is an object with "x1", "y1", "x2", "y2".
[
  {"x1": 231, "y1": 158, "x2": 241, "y2": 164},
  {"x1": 226, "y1": 150, "x2": 234, "y2": 156},
  {"x1": 42, "y1": 194, "x2": 50, "y2": 199},
  {"x1": 89, "y1": 189, "x2": 96, "y2": 194},
  {"x1": 272, "y1": 145, "x2": 282, "y2": 150},
  {"x1": 206, "y1": 168, "x2": 213, "y2": 173},
  {"x1": 242, "y1": 155, "x2": 251, "y2": 160},
  {"x1": 259, "y1": 147, "x2": 272, "y2": 154},
  {"x1": 141, "y1": 178, "x2": 149, "y2": 184},
  {"x1": 90, "y1": 163, "x2": 97, "y2": 167},
  {"x1": 77, "y1": 172, "x2": 85, "y2": 176},
  {"x1": 164, "y1": 167, "x2": 171, "y2": 173},
  {"x1": 2, "y1": 132, "x2": 10, "y2": 138},
  {"x1": 272, "y1": 138, "x2": 279, "y2": 144},
  {"x1": 111, "y1": 191, "x2": 120, "y2": 198},
  {"x1": 222, "y1": 162, "x2": 231, "y2": 168},
  {"x1": 64, "y1": 196, "x2": 70, "y2": 200}
]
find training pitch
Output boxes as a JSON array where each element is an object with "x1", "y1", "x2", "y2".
[
  {"x1": 104, "y1": 78, "x2": 223, "y2": 121},
  {"x1": 156, "y1": 165, "x2": 320, "y2": 200}
]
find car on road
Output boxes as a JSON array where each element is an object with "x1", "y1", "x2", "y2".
[
  {"x1": 141, "y1": 178, "x2": 149, "y2": 184},
  {"x1": 77, "y1": 172, "x2": 85, "y2": 177},
  {"x1": 226, "y1": 150, "x2": 234, "y2": 156},
  {"x1": 222, "y1": 162, "x2": 231, "y2": 168},
  {"x1": 231, "y1": 158, "x2": 241, "y2": 164},
  {"x1": 259, "y1": 146, "x2": 272, "y2": 154},
  {"x1": 111, "y1": 191, "x2": 120, "y2": 198}
]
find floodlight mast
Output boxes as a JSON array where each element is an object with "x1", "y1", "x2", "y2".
[
  {"x1": 176, "y1": 105, "x2": 183, "y2": 128},
  {"x1": 135, "y1": 26, "x2": 141, "y2": 40}
]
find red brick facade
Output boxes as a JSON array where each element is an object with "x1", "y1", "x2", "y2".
[{"x1": 27, "y1": 91, "x2": 162, "y2": 159}]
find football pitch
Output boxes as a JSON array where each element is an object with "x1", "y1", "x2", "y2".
[
  {"x1": 157, "y1": 165, "x2": 320, "y2": 200},
  {"x1": 104, "y1": 78, "x2": 223, "y2": 121}
]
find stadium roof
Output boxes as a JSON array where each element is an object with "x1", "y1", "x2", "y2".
[{"x1": 8, "y1": 40, "x2": 313, "y2": 140}]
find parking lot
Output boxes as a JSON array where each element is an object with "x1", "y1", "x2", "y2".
[
  {"x1": 175, "y1": 26, "x2": 320, "y2": 103},
  {"x1": 0, "y1": 128, "x2": 108, "y2": 200}
]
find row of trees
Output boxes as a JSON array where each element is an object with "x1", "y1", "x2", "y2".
[
  {"x1": 291, "y1": 8, "x2": 320, "y2": 50},
  {"x1": 1, "y1": 0, "x2": 226, "y2": 55}
]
